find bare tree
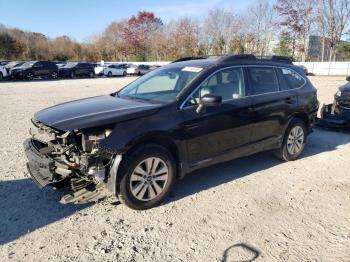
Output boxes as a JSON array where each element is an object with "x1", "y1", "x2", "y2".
[
  {"x1": 275, "y1": 0, "x2": 315, "y2": 61},
  {"x1": 318, "y1": 0, "x2": 350, "y2": 61},
  {"x1": 244, "y1": 0, "x2": 277, "y2": 56},
  {"x1": 202, "y1": 8, "x2": 239, "y2": 55}
]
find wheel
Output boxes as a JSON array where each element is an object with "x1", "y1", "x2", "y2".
[
  {"x1": 26, "y1": 72, "x2": 34, "y2": 80},
  {"x1": 89, "y1": 71, "x2": 95, "y2": 78},
  {"x1": 275, "y1": 118, "x2": 307, "y2": 161},
  {"x1": 118, "y1": 144, "x2": 176, "y2": 210},
  {"x1": 123, "y1": 71, "x2": 127, "y2": 77},
  {"x1": 108, "y1": 71, "x2": 112, "y2": 77},
  {"x1": 70, "y1": 71, "x2": 76, "y2": 78},
  {"x1": 51, "y1": 71, "x2": 58, "y2": 79},
  {"x1": 137, "y1": 71, "x2": 141, "y2": 76},
  {"x1": 0, "y1": 72, "x2": 3, "y2": 81}
]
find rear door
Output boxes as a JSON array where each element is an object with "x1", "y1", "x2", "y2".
[{"x1": 247, "y1": 66, "x2": 298, "y2": 146}]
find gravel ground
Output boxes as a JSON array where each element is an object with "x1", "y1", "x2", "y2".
[{"x1": 0, "y1": 76, "x2": 349, "y2": 262}]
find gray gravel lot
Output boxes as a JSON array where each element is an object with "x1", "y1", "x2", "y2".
[{"x1": 0, "y1": 76, "x2": 349, "y2": 261}]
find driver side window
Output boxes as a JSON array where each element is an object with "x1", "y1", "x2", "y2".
[{"x1": 186, "y1": 67, "x2": 245, "y2": 106}]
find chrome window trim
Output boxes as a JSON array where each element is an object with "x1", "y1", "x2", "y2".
[{"x1": 180, "y1": 65, "x2": 307, "y2": 109}]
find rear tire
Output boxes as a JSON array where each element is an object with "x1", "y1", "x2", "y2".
[
  {"x1": 118, "y1": 144, "x2": 176, "y2": 210},
  {"x1": 0, "y1": 72, "x2": 3, "y2": 81},
  {"x1": 123, "y1": 71, "x2": 127, "y2": 77},
  {"x1": 108, "y1": 71, "x2": 112, "y2": 77},
  {"x1": 70, "y1": 71, "x2": 76, "y2": 79},
  {"x1": 89, "y1": 71, "x2": 95, "y2": 78},
  {"x1": 275, "y1": 118, "x2": 307, "y2": 161}
]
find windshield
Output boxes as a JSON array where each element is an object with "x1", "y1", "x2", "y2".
[
  {"x1": 62, "y1": 62, "x2": 78, "y2": 68},
  {"x1": 118, "y1": 66, "x2": 202, "y2": 103},
  {"x1": 21, "y1": 61, "x2": 36, "y2": 68}
]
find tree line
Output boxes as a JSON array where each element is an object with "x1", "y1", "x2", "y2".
[{"x1": 1, "y1": 0, "x2": 350, "y2": 62}]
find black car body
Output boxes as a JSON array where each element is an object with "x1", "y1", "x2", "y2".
[
  {"x1": 23, "y1": 55, "x2": 319, "y2": 210},
  {"x1": 11, "y1": 61, "x2": 58, "y2": 80},
  {"x1": 318, "y1": 76, "x2": 350, "y2": 128},
  {"x1": 59, "y1": 62, "x2": 95, "y2": 78}
]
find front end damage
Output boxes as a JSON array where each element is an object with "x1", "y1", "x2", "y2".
[
  {"x1": 23, "y1": 119, "x2": 120, "y2": 204},
  {"x1": 318, "y1": 86, "x2": 350, "y2": 129}
]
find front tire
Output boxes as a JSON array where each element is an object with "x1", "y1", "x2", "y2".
[
  {"x1": 275, "y1": 118, "x2": 307, "y2": 161},
  {"x1": 123, "y1": 71, "x2": 127, "y2": 77},
  {"x1": 70, "y1": 71, "x2": 76, "y2": 79},
  {"x1": 107, "y1": 71, "x2": 112, "y2": 77},
  {"x1": 118, "y1": 144, "x2": 176, "y2": 210},
  {"x1": 26, "y1": 72, "x2": 34, "y2": 80},
  {"x1": 51, "y1": 71, "x2": 58, "y2": 79},
  {"x1": 0, "y1": 72, "x2": 3, "y2": 81}
]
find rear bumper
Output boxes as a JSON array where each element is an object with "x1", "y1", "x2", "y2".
[{"x1": 23, "y1": 138, "x2": 56, "y2": 188}]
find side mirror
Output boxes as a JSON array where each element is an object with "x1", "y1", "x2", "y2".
[
  {"x1": 196, "y1": 94, "x2": 222, "y2": 114},
  {"x1": 346, "y1": 76, "x2": 350, "y2": 82}
]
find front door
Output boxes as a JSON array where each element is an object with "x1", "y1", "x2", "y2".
[{"x1": 181, "y1": 67, "x2": 256, "y2": 165}]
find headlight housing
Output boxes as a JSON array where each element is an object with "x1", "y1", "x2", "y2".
[
  {"x1": 336, "y1": 90, "x2": 342, "y2": 97},
  {"x1": 82, "y1": 129, "x2": 113, "y2": 152}
]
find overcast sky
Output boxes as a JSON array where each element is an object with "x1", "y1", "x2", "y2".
[{"x1": 0, "y1": 0, "x2": 258, "y2": 42}]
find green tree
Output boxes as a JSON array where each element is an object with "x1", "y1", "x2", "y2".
[{"x1": 273, "y1": 32, "x2": 293, "y2": 56}]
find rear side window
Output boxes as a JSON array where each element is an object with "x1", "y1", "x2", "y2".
[
  {"x1": 248, "y1": 67, "x2": 279, "y2": 95},
  {"x1": 279, "y1": 68, "x2": 305, "y2": 89}
]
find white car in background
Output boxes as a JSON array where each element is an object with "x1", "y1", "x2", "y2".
[
  {"x1": 93, "y1": 63, "x2": 105, "y2": 76},
  {"x1": 0, "y1": 65, "x2": 8, "y2": 80},
  {"x1": 103, "y1": 64, "x2": 127, "y2": 77}
]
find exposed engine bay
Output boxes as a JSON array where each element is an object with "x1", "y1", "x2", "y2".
[{"x1": 24, "y1": 119, "x2": 116, "y2": 204}]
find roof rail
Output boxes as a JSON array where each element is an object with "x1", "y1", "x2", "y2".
[
  {"x1": 218, "y1": 54, "x2": 293, "y2": 64},
  {"x1": 269, "y1": 55, "x2": 293, "y2": 64},
  {"x1": 219, "y1": 54, "x2": 256, "y2": 63},
  {"x1": 171, "y1": 57, "x2": 207, "y2": 63}
]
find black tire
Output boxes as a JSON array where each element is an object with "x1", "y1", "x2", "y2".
[
  {"x1": 137, "y1": 71, "x2": 141, "y2": 76},
  {"x1": 123, "y1": 71, "x2": 127, "y2": 77},
  {"x1": 70, "y1": 71, "x2": 76, "y2": 79},
  {"x1": 89, "y1": 71, "x2": 95, "y2": 78},
  {"x1": 107, "y1": 71, "x2": 112, "y2": 77},
  {"x1": 275, "y1": 118, "x2": 307, "y2": 161},
  {"x1": 26, "y1": 72, "x2": 34, "y2": 80},
  {"x1": 0, "y1": 72, "x2": 3, "y2": 81},
  {"x1": 118, "y1": 144, "x2": 176, "y2": 210},
  {"x1": 51, "y1": 71, "x2": 58, "y2": 79}
]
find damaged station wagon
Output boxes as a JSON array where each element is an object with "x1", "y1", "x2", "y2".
[{"x1": 24, "y1": 55, "x2": 319, "y2": 210}]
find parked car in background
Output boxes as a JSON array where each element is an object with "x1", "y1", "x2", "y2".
[
  {"x1": 0, "y1": 60, "x2": 11, "y2": 66},
  {"x1": 127, "y1": 64, "x2": 153, "y2": 75},
  {"x1": 23, "y1": 54, "x2": 319, "y2": 210},
  {"x1": 298, "y1": 65, "x2": 309, "y2": 75},
  {"x1": 0, "y1": 64, "x2": 8, "y2": 80},
  {"x1": 4, "y1": 61, "x2": 24, "y2": 75},
  {"x1": 59, "y1": 62, "x2": 95, "y2": 78},
  {"x1": 103, "y1": 64, "x2": 127, "y2": 77},
  {"x1": 92, "y1": 63, "x2": 105, "y2": 76},
  {"x1": 10, "y1": 61, "x2": 58, "y2": 80}
]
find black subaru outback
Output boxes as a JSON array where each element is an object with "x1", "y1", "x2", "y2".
[{"x1": 24, "y1": 55, "x2": 319, "y2": 210}]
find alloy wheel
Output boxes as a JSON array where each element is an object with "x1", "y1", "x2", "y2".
[
  {"x1": 129, "y1": 157, "x2": 169, "y2": 201},
  {"x1": 287, "y1": 126, "x2": 304, "y2": 155}
]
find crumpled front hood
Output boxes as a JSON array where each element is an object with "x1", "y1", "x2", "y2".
[{"x1": 34, "y1": 95, "x2": 162, "y2": 131}]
